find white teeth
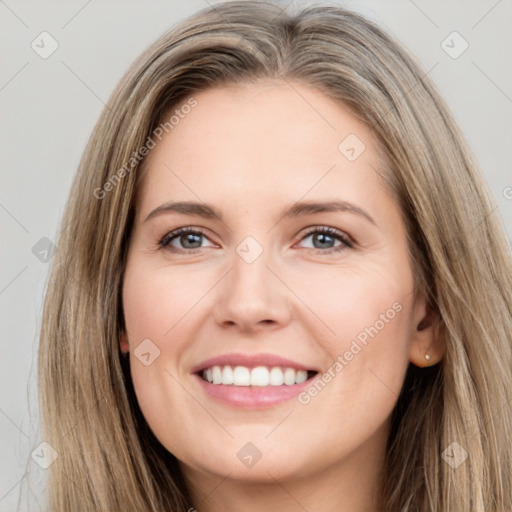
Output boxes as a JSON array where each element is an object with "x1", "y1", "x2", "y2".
[
  {"x1": 283, "y1": 368, "x2": 296, "y2": 385},
  {"x1": 201, "y1": 365, "x2": 312, "y2": 386},
  {"x1": 221, "y1": 365, "x2": 234, "y2": 385},
  {"x1": 269, "y1": 367, "x2": 284, "y2": 386},
  {"x1": 251, "y1": 366, "x2": 269, "y2": 386},
  {"x1": 233, "y1": 366, "x2": 251, "y2": 386},
  {"x1": 296, "y1": 370, "x2": 308, "y2": 384},
  {"x1": 212, "y1": 366, "x2": 222, "y2": 385}
]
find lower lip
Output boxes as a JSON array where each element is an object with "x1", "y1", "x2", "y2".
[{"x1": 192, "y1": 373, "x2": 314, "y2": 409}]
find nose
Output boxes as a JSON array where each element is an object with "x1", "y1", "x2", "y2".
[{"x1": 213, "y1": 242, "x2": 292, "y2": 334}]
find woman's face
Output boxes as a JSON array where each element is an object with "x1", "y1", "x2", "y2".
[{"x1": 122, "y1": 80, "x2": 436, "y2": 486}]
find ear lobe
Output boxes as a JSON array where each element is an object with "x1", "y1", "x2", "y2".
[{"x1": 409, "y1": 295, "x2": 445, "y2": 368}]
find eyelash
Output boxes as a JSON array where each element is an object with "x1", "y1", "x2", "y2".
[{"x1": 157, "y1": 226, "x2": 355, "y2": 255}]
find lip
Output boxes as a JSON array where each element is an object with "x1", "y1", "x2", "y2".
[
  {"x1": 192, "y1": 373, "x2": 315, "y2": 409},
  {"x1": 190, "y1": 352, "x2": 319, "y2": 409},
  {"x1": 190, "y1": 352, "x2": 319, "y2": 374}
]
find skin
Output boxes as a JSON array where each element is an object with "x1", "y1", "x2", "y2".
[{"x1": 121, "y1": 79, "x2": 444, "y2": 512}]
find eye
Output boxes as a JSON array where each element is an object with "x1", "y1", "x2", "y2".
[
  {"x1": 158, "y1": 226, "x2": 354, "y2": 254},
  {"x1": 296, "y1": 226, "x2": 354, "y2": 254},
  {"x1": 158, "y1": 227, "x2": 215, "y2": 253}
]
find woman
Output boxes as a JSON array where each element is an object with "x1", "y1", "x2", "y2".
[{"x1": 38, "y1": 1, "x2": 512, "y2": 510}]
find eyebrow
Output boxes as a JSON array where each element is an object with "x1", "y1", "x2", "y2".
[{"x1": 143, "y1": 199, "x2": 376, "y2": 226}]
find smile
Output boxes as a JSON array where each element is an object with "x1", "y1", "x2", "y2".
[
  {"x1": 201, "y1": 365, "x2": 316, "y2": 386},
  {"x1": 192, "y1": 353, "x2": 319, "y2": 408}
]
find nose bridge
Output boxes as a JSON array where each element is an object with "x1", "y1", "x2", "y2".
[
  {"x1": 231, "y1": 233, "x2": 274, "y2": 306},
  {"x1": 213, "y1": 232, "x2": 289, "y2": 330},
  {"x1": 234, "y1": 235, "x2": 271, "y2": 289}
]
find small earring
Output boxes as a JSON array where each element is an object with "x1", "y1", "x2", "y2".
[{"x1": 425, "y1": 353, "x2": 431, "y2": 361}]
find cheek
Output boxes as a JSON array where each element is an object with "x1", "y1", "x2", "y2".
[
  {"x1": 122, "y1": 260, "x2": 218, "y2": 454},
  {"x1": 294, "y1": 257, "x2": 413, "y2": 354},
  {"x1": 122, "y1": 261, "x2": 205, "y2": 344},
  {"x1": 292, "y1": 258, "x2": 413, "y2": 422}
]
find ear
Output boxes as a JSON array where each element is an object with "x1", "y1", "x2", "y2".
[
  {"x1": 409, "y1": 291, "x2": 445, "y2": 367},
  {"x1": 120, "y1": 331, "x2": 130, "y2": 354}
]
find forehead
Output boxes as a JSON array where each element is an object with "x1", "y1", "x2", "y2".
[{"x1": 135, "y1": 80, "x2": 389, "y2": 220}]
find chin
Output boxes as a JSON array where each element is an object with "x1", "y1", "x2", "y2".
[{"x1": 178, "y1": 437, "x2": 316, "y2": 483}]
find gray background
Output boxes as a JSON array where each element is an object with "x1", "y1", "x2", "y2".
[{"x1": 1, "y1": 0, "x2": 511, "y2": 510}]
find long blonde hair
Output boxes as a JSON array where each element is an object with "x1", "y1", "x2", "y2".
[{"x1": 38, "y1": 1, "x2": 512, "y2": 510}]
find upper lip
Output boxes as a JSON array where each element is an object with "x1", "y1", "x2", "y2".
[{"x1": 190, "y1": 353, "x2": 319, "y2": 374}]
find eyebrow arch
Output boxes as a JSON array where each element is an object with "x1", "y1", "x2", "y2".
[
  {"x1": 283, "y1": 200, "x2": 376, "y2": 226},
  {"x1": 143, "y1": 199, "x2": 376, "y2": 226}
]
